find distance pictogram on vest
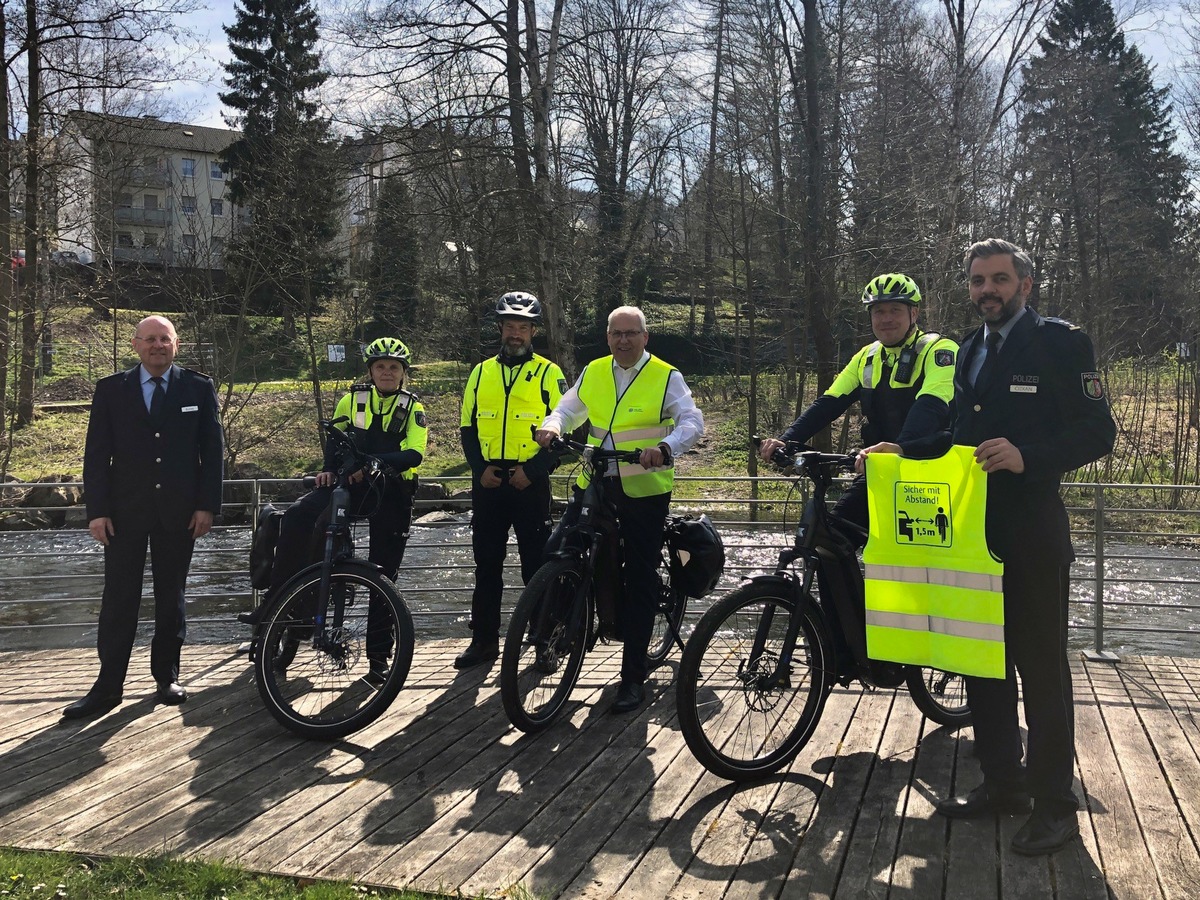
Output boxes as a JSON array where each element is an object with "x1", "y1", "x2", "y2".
[{"x1": 863, "y1": 446, "x2": 1005, "y2": 679}]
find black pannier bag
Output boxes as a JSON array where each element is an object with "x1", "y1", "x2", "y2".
[
  {"x1": 249, "y1": 503, "x2": 285, "y2": 590},
  {"x1": 666, "y1": 514, "x2": 726, "y2": 598}
]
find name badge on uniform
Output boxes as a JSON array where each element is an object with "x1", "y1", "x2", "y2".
[
  {"x1": 1010, "y1": 385, "x2": 1037, "y2": 394},
  {"x1": 182, "y1": 405, "x2": 199, "y2": 412}
]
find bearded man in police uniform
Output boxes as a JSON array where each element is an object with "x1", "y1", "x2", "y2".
[
  {"x1": 860, "y1": 238, "x2": 1116, "y2": 856},
  {"x1": 456, "y1": 292, "x2": 566, "y2": 669}
]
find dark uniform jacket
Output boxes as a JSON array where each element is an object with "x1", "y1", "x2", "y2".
[
  {"x1": 84, "y1": 364, "x2": 224, "y2": 531},
  {"x1": 903, "y1": 308, "x2": 1116, "y2": 563}
]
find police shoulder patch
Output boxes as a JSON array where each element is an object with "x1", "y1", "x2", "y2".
[
  {"x1": 415, "y1": 410, "x2": 428, "y2": 427},
  {"x1": 558, "y1": 378, "x2": 568, "y2": 394},
  {"x1": 1081, "y1": 372, "x2": 1105, "y2": 400},
  {"x1": 934, "y1": 348, "x2": 955, "y2": 367}
]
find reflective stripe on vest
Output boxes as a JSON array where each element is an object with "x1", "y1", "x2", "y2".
[
  {"x1": 576, "y1": 355, "x2": 675, "y2": 498},
  {"x1": 471, "y1": 355, "x2": 556, "y2": 463},
  {"x1": 863, "y1": 445, "x2": 1005, "y2": 679}
]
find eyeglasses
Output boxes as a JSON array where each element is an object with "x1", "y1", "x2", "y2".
[
  {"x1": 608, "y1": 330, "x2": 644, "y2": 340},
  {"x1": 134, "y1": 335, "x2": 176, "y2": 344}
]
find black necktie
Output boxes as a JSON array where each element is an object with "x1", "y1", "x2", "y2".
[
  {"x1": 150, "y1": 376, "x2": 165, "y2": 416},
  {"x1": 976, "y1": 331, "x2": 1002, "y2": 388}
]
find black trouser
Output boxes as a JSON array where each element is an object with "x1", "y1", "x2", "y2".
[
  {"x1": 965, "y1": 556, "x2": 1078, "y2": 815},
  {"x1": 95, "y1": 520, "x2": 194, "y2": 693},
  {"x1": 468, "y1": 473, "x2": 553, "y2": 641},
  {"x1": 830, "y1": 474, "x2": 868, "y2": 548},
  {"x1": 556, "y1": 480, "x2": 670, "y2": 686}
]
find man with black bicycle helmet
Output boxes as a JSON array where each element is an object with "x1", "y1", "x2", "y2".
[
  {"x1": 759, "y1": 273, "x2": 957, "y2": 542},
  {"x1": 241, "y1": 336, "x2": 428, "y2": 678},
  {"x1": 456, "y1": 292, "x2": 567, "y2": 668},
  {"x1": 536, "y1": 305, "x2": 705, "y2": 713}
]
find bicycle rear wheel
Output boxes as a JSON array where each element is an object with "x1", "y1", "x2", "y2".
[
  {"x1": 255, "y1": 564, "x2": 414, "y2": 740},
  {"x1": 500, "y1": 558, "x2": 592, "y2": 733},
  {"x1": 905, "y1": 666, "x2": 972, "y2": 728},
  {"x1": 647, "y1": 578, "x2": 687, "y2": 666},
  {"x1": 676, "y1": 583, "x2": 831, "y2": 782}
]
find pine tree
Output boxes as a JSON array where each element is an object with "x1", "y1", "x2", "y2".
[
  {"x1": 368, "y1": 173, "x2": 422, "y2": 331},
  {"x1": 218, "y1": 0, "x2": 341, "y2": 331},
  {"x1": 1017, "y1": 0, "x2": 1189, "y2": 354}
]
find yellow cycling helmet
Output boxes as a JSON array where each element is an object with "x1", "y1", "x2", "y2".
[
  {"x1": 862, "y1": 273, "x2": 921, "y2": 307},
  {"x1": 363, "y1": 337, "x2": 412, "y2": 367}
]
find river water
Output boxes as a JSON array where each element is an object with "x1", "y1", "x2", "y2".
[{"x1": 0, "y1": 520, "x2": 1196, "y2": 657}]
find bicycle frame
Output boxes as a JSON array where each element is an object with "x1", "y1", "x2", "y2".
[{"x1": 745, "y1": 449, "x2": 899, "y2": 691}]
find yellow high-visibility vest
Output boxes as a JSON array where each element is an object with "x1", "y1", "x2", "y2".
[
  {"x1": 576, "y1": 355, "x2": 675, "y2": 497},
  {"x1": 461, "y1": 354, "x2": 564, "y2": 463},
  {"x1": 863, "y1": 445, "x2": 1005, "y2": 678}
]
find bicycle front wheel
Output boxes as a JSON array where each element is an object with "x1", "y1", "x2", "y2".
[
  {"x1": 676, "y1": 583, "x2": 831, "y2": 782},
  {"x1": 905, "y1": 666, "x2": 972, "y2": 728},
  {"x1": 500, "y1": 558, "x2": 592, "y2": 734},
  {"x1": 255, "y1": 564, "x2": 414, "y2": 740},
  {"x1": 647, "y1": 580, "x2": 687, "y2": 666}
]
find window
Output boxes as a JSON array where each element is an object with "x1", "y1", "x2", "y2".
[
  {"x1": 118, "y1": 192, "x2": 133, "y2": 208},
  {"x1": 181, "y1": 233, "x2": 196, "y2": 250},
  {"x1": 181, "y1": 195, "x2": 197, "y2": 214},
  {"x1": 181, "y1": 158, "x2": 196, "y2": 178},
  {"x1": 210, "y1": 160, "x2": 223, "y2": 179},
  {"x1": 210, "y1": 198, "x2": 224, "y2": 217},
  {"x1": 143, "y1": 233, "x2": 158, "y2": 247},
  {"x1": 116, "y1": 232, "x2": 134, "y2": 248},
  {"x1": 211, "y1": 237, "x2": 224, "y2": 257},
  {"x1": 143, "y1": 194, "x2": 159, "y2": 210}
]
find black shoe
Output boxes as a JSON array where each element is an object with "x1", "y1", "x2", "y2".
[
  {"x1": 1012, "y1": 808, "x2": 1080, "y2": 855},
  {"x1": 62, "y1": 692, "x2": 121, "y2": 720},
  {"x1": 155, "y1": 681, "x2": 188, "y2": 705},
  {"x1": 364, "y1": 662, "x2": 389, "y2": 688},
  {"x1": 936, "y1": 784, "x2": 1032, "y2": 819},
  {"x1": 534, "y1": 644, "x2": 559, "y2": 675},
  {"x1": 610, "y1": 681, "x2": 645, "y2": 714},
  {"x1": 454, "y1": 639, "x2": 499, "y2": 669}
]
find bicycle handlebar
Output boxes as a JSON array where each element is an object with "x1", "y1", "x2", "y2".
[
  {"x1": 751, "y1": 435, "x2": 855, "y2": 476},
  {"x1": 546, "y1": 434, "x2": 655, "y2": 467}
]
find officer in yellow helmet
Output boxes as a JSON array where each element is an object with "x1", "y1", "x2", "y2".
[
  {"x1": 456, "y1": 292, "x2": 567, "y2": 669},
  {"x1": 759, "y1": 273, "x2": 958, "y2": 543},
  {"x1": 535, "y1": 306, "x2": 705, "y2": 714},
  {"x1": 242, "y1": 337, "x2": 428, "y2": 661}
]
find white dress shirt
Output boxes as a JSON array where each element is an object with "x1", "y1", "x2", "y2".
[{"x1": 541, "y1": 350, "x2": 705, "y2": 460}]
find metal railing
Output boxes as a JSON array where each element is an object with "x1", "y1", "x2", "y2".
[{"x1": 0, "y1": 476, "x2": 1196, "y2": 657}]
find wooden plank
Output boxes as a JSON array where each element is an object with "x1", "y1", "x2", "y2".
[
  {"x1": 1095, "y1": 658, "x2": 1200, "y2": 899},
  {"x1": 1074, "y1": 658, "x2": 1164, "y2": 899},
  {"x1": 889, "y1": 701, "x2": 968, "y2": 897}
]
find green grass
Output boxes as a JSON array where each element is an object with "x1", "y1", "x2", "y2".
[{"x1": 0, "y1": 848, "x2": 465, "y2": 899}]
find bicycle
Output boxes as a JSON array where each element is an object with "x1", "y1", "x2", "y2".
[
  {"x1": 675, "y1": 440, "x2": 971, "y2": 782},
  {"x1": 253, "y1": 418, "x2": 415, "y2": 740},
  {"x1": 499, "y1": 435, "x2": 719, "y2": 734}
]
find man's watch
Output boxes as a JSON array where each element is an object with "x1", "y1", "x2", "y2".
[{"x1": 658, "y1": 442, "x2": 673, "y2": 465}]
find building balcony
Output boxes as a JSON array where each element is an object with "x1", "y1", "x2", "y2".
[
  {"x1": 112, "y1": 246, "x2": 166, "y2": 264},
  {"x1": 114, "y1": 208, "x2": 168, "y2": 227},
  {"x1": 122, "y1": 169, "x2": 169, "y2": 188}
]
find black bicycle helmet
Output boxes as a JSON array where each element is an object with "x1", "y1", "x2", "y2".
[{"x1": 495, "y1": 291, "x2": 542, "y2": 321}]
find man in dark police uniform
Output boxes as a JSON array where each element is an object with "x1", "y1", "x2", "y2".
[
  {"x1": 861, "y1": 238, "x2": 1116, "y2": 855},
  {"x1": 68, "y1": 315, "x2": 224, "y2": 719}
]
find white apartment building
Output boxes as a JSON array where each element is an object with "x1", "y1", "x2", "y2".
[{"x1": 57, "y1": 111, "x2": 242, "y2": 271}]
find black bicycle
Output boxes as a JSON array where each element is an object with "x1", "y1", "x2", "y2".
[
  {"x1": 675, "y1": 440, "x2": 971, "y2": 782},
  {"x1": 253, "y1": 419, "x2": 415, "y2": 740},
  {"x1": 500, "y1": 436, "x2": 717, "y2": 733}
]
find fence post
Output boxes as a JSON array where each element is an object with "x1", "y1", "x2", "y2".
[{"x1": 1086, "y1": 482, "x2": 1118, "y2": 663}]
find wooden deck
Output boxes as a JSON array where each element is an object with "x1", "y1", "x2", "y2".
[{"x1": 0, "y1": 642, "x2": 1197, "y2": 899}]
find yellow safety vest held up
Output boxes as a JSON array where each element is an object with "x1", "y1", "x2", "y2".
[
  {"x1": 863, "y1": 446, "x2": 1005, "y2": 678},
  {"x1": 576, "y1": 355, "x2": 676, "y2": 498}
]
